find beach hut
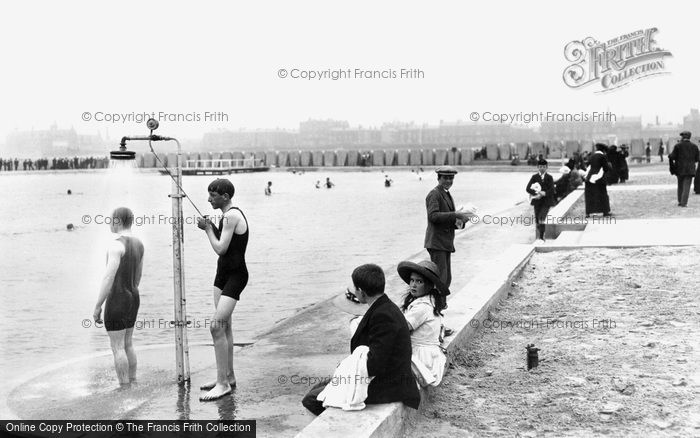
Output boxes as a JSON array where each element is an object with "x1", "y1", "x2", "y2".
[
  {"x1": 347, "y1": 149, "x2": 359, "y2": 166},
  {"x1": 277, "y1": 151, "x2": 289, "y2": 167},
  {"x1": 421, "y1": 149, "x2": 434, "y2": 166},
  {"x1": 384, "y1": 149, "x2": 397, "y2": 166},
  {"x1": 530, "y1": 142, "x2": 546, "y2": 158},
  {"x1": 435, "y1": 148, "x2": 448, "y2": 166},
  {"x1": 516, "y1": 142, "x2": 529, "y2": 159},
  {"x1": 300, "y1": 150, "x2": 313, "y2": 167},
  {"x1": 371, "y1": 150, "x2": 385, "y2": 167},
  {"x1": 397, "y1": 149, "x2": 410, "y2": 166},
  {"x1": 322, "y1": 150, "x2": 334, "y2": 167},
  {"x1": 142, "y1": 153, "x2": 156, "y2": 169},
  {"x1": 497, "y1": 143, "x2": 511, "y2": 160},
  {"x1": 288, "y1": 150, "x2": 301, "y2": 167},
  {"x1": 336, "y1": 150, "x2": 348, "y2": 167},
  {"x1": 628, "y1": 139, "x2": 643, "y2": 158},
  {"x1": 409, "y1": 148, "x2": 422, "y2": 166},
  {"x1": 485, "y1": 144, "x2": 499, "y2": 160},
  {"x1": 264, "y1": 151, "x2": 277, "y2": 167},
  {"x1": 459, "y1": 148, "x2": 473, "y2": 164},
  {"x1": 310, "y1": 150, "x2": 322, "y2": 167},
  {"x1": 565, "y1": 141, "x2": 580, "y2": 158}
]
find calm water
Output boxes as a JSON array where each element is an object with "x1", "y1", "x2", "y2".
[{"x1": 0, "y1": 168, "x2": 529, "y2": 378}]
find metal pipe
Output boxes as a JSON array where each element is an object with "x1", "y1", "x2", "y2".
[
  {"x1": 111, "y1": 131, "x2": 191, "y2": 384},
  {"x1": 166, "y1": 138, "x2": 191, "y2": 384}
]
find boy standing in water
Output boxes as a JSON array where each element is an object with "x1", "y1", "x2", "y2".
[
  {"x1": 197, "y1": 178, "x2": 249, "y2": 401},
  {"x1": 93, "y1": 207, "x2": 144, "y2": 386}
]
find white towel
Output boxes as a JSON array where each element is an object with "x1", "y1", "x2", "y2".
[
  {"x1": 317, "y1": 346, "x2": 374, "y2": 411},
  {"x1": 588, "y1": 166, "x2": 604, "y2": 184}
]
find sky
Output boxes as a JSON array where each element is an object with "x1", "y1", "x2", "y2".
[{"x1": 0, "y1": 0, "x2": 696, "y2": 148}]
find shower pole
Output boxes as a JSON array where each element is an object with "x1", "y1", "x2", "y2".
[{"x1": 116, "y1": 121, "x2": 191, "y2": 384}]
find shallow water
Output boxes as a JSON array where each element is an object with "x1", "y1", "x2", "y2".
[{"x1": 0, "y1": 168, "x2": 529, "y2": 378}]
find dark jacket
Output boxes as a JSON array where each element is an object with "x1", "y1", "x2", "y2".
[
  {"x1": 424, "y1": 186, "x2": 458, "y2": 252},
  {"x1": 669, "y1": 140, "x2": 700, "y2": 176},
  {"x1": 526, "y1": 172, "x2": 556, "y2": 207},
  {"x1": 350, "y1": 294, "x2": 420, "y2": 409}
]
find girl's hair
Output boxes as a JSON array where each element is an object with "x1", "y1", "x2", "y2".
[{"x1": 401, "y1": 276, "x2": 447, "y2": 317}]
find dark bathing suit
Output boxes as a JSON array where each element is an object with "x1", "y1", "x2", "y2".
[
  {"x1": 105, "y1": 235, "x2": 144, "y2": 332},
  {"x1": 213, "y1": 207, "x2": 249, "y2": 301}
]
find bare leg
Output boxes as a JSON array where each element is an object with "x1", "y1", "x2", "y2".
[
  {"x1": 124, "y1": 327, "x2": 137, "y2": 382},
  {"x1": 107, "y1": 330, "x2": 129, "y2": 385},
  {"x1": 200, "y1": 287, "x2": 236, "y2": 390},
  {"x1": 200, "y1": 294, "x2": 237, "y2": 401}
]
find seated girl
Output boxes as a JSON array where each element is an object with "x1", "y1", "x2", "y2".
[{"x1": 397, "y1": 260, "x2": 449, "y2": 387}]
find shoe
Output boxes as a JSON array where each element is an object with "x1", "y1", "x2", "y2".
[{"x1": 444, "y1": 327, "x2": 454, "y2": 337}]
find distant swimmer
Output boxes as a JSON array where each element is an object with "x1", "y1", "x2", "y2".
[
  {"x1": 264, "y1": 181, "x2": 272, "y2": 196},
  {"x1": 197, "y1": 178, "x2": 249, "y2": 401},
  {"x1": 325, "y1": 177, "x2": 335, "y2": 189},
  {"x1": 93, "y1": 207, "x2": 144, "y2": 386},
  {"x1": 384, "y1": 175, "x2": 393, "y2": 187},
  {"x1": 315, "y1": 180, "x2": 321, "y2": 189},
  {"x1": 66, "y1": 223, "x2": 74, "y2": 231}
]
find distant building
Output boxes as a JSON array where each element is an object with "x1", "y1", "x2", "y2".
[
  {"x1": 683, "y1": 108, "x2": 700, "y2": 136},
  {"x1": 5, "y1": 124, "x2": 103, "y2": 157},
  {"x1": 539, "y1": 120, "x2": 613, "y2": 142},
  {"x1": 201, "y1": 128, "x2": 297, "y2": 151},
  {"x1": 611, "y1": 116, "x2": 642, "y2": 141}
]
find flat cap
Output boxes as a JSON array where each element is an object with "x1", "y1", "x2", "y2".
[
  {"x1": 435, "y1": 166, "x2": 458, "y2": 175},
  {"x1": 680, "y1": 131, "x2": 692, "y2": 138}
]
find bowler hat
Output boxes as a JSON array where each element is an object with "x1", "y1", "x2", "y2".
[
  {"x1": 435, "y1": 166, "x2": 458, "y2": 176},
  {"x1": 397, "y1": 260, "x2": 450, "y2": 296}
]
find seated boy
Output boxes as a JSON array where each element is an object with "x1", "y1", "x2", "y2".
[{"x1": 302, "y1": 264, "x2": 420, "y2": 415}]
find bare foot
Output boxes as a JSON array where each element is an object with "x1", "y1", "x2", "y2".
[
  {"x1": 199, "y1": 383, "x2": 232, "y2": 401},
  {"x1": 200, "y1": 378, "x2": 236, "y2": 390}
]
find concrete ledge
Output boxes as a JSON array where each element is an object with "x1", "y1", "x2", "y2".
[
  {"x1": 295, "y1": 244, "x2": 535, "y2": 438},
  {"x1": 544, "y1": 187, "x2": 585, "y2": 239}
]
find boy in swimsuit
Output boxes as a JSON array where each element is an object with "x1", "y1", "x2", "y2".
[
  {"x1": 93, "y1": 207, "x2": 144, "y2": 386},
  {"x1": 197, "y1": 178, "x2": 249, "y2": 401}
]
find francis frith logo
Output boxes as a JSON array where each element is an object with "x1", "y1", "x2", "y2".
[{"x1": 563, "y1": 28, "x2": 672, "y2": 92}]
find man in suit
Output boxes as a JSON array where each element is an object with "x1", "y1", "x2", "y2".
[
  {"x1": 669, "y1": 131, "x2": 700, "y2": 207},
  {"x1": 424, "y1": 166, "x2": 475, "y2": 288},
  {"x1": 302, "y1": 264, "x2": 420, "y2": 415},
  {"x1": 526, "y1": 158, "x2": 556, "y2": 242},
  {"x1": 584, "y1": 143, "x2": 612, "y2": 217}
]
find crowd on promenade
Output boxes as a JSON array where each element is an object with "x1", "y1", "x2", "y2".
[{"x1": 0, "y1": 156, "x2": 107, "y2": 171}]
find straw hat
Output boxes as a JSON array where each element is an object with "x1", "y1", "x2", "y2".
[{"x1": 397, "y1": 260, "x2": 450, "y2": 296}]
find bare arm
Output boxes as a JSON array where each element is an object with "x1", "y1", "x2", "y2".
[
  {"x1": 93, "y1": 240, "x2": 124, "y2": 322},
  {"x1": 203, "y1": 209, "x2": 245, "y2": 256}
]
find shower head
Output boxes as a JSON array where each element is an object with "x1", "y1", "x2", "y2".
[{"x1": 110, "y1": 141, "x2": 136, "y2": 160}]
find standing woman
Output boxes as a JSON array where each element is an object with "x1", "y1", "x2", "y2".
[
  {"x1": 93, "y1": 207, "x2": 144, "y2": 386},
  {"x1": 397, "y1": 260, "x2": 449, "y2": 387},
  {"x1": 197, "y1": 178, "x2": 249, "y2": 401},
  {"x1": 584, "y1": 144, "x2": 612, "y2": 217}
]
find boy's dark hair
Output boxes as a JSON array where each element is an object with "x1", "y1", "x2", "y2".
[
  {"x1": 351, "y1": 264, "x2": 385, "y2": 297},
  {"x1": 112, "y1": 207, "x2": 134, "y2": 229},
  {"x1": 208, "y1": 178, "x2": 235, "y2": 198}
]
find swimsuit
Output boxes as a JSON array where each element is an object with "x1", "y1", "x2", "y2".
[
  {"x1": 104, "y1": 235, "x2": 144, "y2": 332},
  {"x1": 213, "y1": 207, "x2": 249, "y2": 300}
]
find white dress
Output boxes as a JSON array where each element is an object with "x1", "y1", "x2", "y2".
[{"x1": 403, "y1": 296, "x2": 446, "y2": 387}]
